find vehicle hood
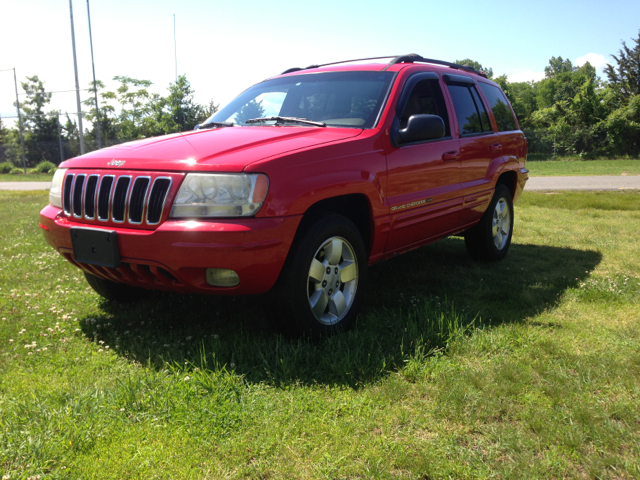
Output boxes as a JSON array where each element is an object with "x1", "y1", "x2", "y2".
[{"x1": 60, "y1": 127, "x2": 363, "y2": 172}]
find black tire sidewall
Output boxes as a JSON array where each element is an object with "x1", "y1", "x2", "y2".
[
  {"x1": 278, "y1": 214, "x2": 367, "y2": 336},
  {"x1": 482, "y1": 184, "x2": 514, "y2": 261},
  {"x1": 465, "y1": 184, "x2": 514, "y2": 261}
]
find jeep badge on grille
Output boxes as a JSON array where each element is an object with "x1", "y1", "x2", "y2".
[{"x1": 107, "y1": 160, "x2": 126, "y2": 167}]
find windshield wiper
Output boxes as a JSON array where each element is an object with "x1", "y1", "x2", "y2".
[
  {"x1": 245, "y1": 116, "x2": 326, "y2": 127},
  {"x1": 196, "y1": 121, "x2": 234, "y2": 130}
]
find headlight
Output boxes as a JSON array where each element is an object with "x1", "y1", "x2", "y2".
[
  {"x1": 170, "y1": 173, "x2": 269, "y2": 218},
  {"x1": 49, "y1": 168, "x2": 67, "y2": 208}
]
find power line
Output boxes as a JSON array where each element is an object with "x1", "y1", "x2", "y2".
[
  {"x1": 16, "y1": 88, "x2": 93, "y2": 96},
  {"x1": 1, "y1": 111, "x2": 91, "y2": 119}
]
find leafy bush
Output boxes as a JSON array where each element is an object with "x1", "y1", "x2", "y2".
[
  {"x1": 9, "y1": 167, "x2": 24, "y2": 175},
  {"x1": 34, "y1": 161, "x2": 57, "y2": 174},
  {"x1": 0, "y1": 162, "x2": 14, "y2": 174}
]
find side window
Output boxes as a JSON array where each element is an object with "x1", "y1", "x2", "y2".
[
  {"x1": 399, "y1": 79, "x2": 450, "y2": 137},
  {"x1": 447, "y1": 85, "x2": 493, "y2": 135},
  {"x1": 478, "y1": 82, "x2": 518, "y2": 131}
]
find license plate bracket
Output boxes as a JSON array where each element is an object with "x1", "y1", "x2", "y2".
[{"x1": 70, "y1": 227, "x2": 121, "y2": 268}]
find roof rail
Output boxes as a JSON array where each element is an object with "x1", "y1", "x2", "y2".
[
  {"x1": 279, "y1": 54, "x2": 488, "y2": 78},
  {"x1": 383, "y1": 54, "x2": 487, "y2": 77},
  {"x1": 280, "y1": 56, "x2": 397, "y2": 75}
]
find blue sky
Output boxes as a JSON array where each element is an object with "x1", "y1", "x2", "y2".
[{"x1": 1, "y1": 0, "x2": 639, "y2": 126}]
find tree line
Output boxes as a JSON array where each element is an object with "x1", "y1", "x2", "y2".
[
  {"x1": 0, "y1": 74, "x2": 217, "y2": 169},
  {"x1": 1, "y1": 31, "x2": 639, "y2": 169},
  {"x1": 458, "y1": 30, "x2": 640, "y2": 159}
]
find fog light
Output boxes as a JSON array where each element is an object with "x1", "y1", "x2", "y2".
[{"x1": 205, "y1": 268, "x2": 240, "y2": 287}]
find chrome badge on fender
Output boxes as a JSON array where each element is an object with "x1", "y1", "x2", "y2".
[{"x1": 107, "y1": 160, "x2": 126, "y2": 167}]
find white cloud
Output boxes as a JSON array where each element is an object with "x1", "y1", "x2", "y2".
[
  {"x1": 504, "y1": 69, "x2": 546, "y2": 83},
  {"x1": 575, "y1": 53, "x2": 608, "y2": 70}
]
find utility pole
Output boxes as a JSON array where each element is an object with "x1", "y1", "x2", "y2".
[
  {"x1": 69, "y1": 0, "x2": 85, "y2": 154},
  {"x1": 13, "y1": 68, "x2": 27, "y2": 173},
  {"x1": 87, "y1": 0, "x2": 102, "y2": 149},
  {"x1": 174, "y1": 14, "x2": 177, "y2": 81},
  {"x1": 56, "y1": 114, "x2": 65, "y2": 164}
]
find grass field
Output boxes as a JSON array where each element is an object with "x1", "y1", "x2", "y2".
[
  {"x1": 1, "y1": 190, "x2": 639, "y2": 479},
  {"x1": 526, "y1": 158, "x2": 640, "y2": 177},
  {"x1": 0, "y1": 173, "x2": 54, "y2": 182}
]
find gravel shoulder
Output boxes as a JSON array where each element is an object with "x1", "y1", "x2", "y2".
[
  {"x1": 0, "y1": 182, "x2": 51, "y2": 191},
  {"x1": 526, "y1": 176, "x2": 640, "y2": 191}
]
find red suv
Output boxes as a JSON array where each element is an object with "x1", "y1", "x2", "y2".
[{"x1": 40, "y1": 54, "x2": 528, "y2": 335}]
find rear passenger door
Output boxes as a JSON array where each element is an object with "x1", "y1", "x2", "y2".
[
  {"x1": 385, "y1": 73, "x2": 462, "y2": 252},
  {"x1": 443, "y1": 74, "x2": 500, "y2": 227}
]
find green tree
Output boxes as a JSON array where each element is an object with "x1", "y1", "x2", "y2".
[
  {"x1": 0, "y1": 115, "x2": 8, "y2": 162},
  {"x1": 544, "y1": 56, "x2": 575, "y2": 78},
  {"x1": 604, "y1": 30, "x2": 640, "y2": 104},
  {"x1": 455, "y1": 59, "x2": 493, "y2": 78},
  {"x1": 605, "y1": 95, "x2": 640, "y2": 156},
  {"x1": 16, "y1": 76, "x2": 60, "y2": 166},
  {"x1": 166, "y1": 75, "x2": 216, "y2": 132},
  {"x1": 82, "y1": 80, "x2": 118, "y2": 148}
]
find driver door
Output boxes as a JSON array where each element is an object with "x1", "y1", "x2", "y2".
[{"x1": 385, "y1": 74, "x2": 462, "y2": 252}]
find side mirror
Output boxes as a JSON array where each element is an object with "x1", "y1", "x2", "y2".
[
  {"x1": 194, "y1": 124, "x2": 201, "y2": 130},
  {"x1": 395, "y1": 114, "x2": 445, "y2": 145}
]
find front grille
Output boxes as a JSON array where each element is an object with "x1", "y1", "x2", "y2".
[
  {"x1": 61, "y1": 172, "x2": 173, "y2": 227},
  {"x1": 147, "y1": 178, "x2": 171, "y2": 224}
]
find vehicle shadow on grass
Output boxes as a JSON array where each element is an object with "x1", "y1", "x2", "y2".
[{"x1": 80, "y1": 237, "x2": 601, "y2": 387}]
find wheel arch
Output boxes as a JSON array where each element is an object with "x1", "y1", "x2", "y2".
[
  {"x1": 297, "y1": 193, "x2": 373, "y2": 256},
  {"x1": 496, "y1": 169, "x2": 518, "y2": 199}
]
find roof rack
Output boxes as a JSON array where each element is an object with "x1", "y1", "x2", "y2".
[{"x1": 279, "y1": 54, "x2": 488, "y2": 78}]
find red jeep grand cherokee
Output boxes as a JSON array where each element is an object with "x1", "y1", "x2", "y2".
[{"x1": 40, "y1": 54, "x2": 528, "y2": 335}]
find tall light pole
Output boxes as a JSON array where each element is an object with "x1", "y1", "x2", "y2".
[
  {"x1": 69, "y1": 0, "x2": 85, "y2": 154},
  {"x1": 174, "y1": 14, "x2": 177, "y2": 81},
  {"x1": 87, "y1": 0, "x2": 102, "y2": 149},
  {"x1": 13, "y1": 68, "x2": 27, "y2": 173}
]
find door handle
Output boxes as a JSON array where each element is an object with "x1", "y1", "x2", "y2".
[
  {"x1": 442, "y1": 151, "x2": 460, "y2": 161},
  {"x1": 490, "y1": 143, "x2": 502, "y2": 152}
]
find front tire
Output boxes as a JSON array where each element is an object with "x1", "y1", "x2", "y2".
[
  {"x1": 464, "y1": 184, "x2": 514, "y2": 261},
  {"x1": 277, "y1": 214, "x2": 367, "y2": 336},
  {"x1": 84, "y1": 271, "x2": 147, "y2": 302}
]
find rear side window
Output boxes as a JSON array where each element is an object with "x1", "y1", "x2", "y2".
[
  {"x1": 447, "y1": 85, "x2": 492, "y2": 135},
  {"x1": 478, "y1": 83, "x2": 518, "y2": 131},
  {"x1": 399, "y1": 79, "x2": 450, "y2": 136}
]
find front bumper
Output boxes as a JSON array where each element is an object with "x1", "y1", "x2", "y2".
[{"x1": 40, "y1": 205, "x2": 302, "y2": 295}]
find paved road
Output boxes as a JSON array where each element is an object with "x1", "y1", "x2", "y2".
[
  {"x1": 0, "y1": 181, "x2": 51, "y2": 191},
  {"x1": 1, "y1": 176, "x2": 639, "y2": 192},
  {"x1": 526, "y1": 176, "x2": 640, "y2": 191}
]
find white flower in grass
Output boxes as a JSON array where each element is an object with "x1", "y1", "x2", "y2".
[
  {"x1": 42, "y1": 347, "x2": 47, "y2": 351},
  {"x1": 8, "y1": 339, "x2": 12, "y2": 343},
  {"x1": 184, "y1": 376, "x2": 190, "y2": 381},
  {"x1": 230, "y1": 363, "x2": 235, "y2": 369},
  {"x1": 98, "y1": 349, "x2": 103, "y2": 352}
]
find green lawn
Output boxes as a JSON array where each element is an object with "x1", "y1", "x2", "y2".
[
  {"x1": 527, "y1": 158, "x2": 640, "y2": 176},
  {"x1": 0, "y1": 173, "x2": 54, "y2": 182},
  {"x1": 1, "y1": 190, "x2": 639, "y2": 479}
]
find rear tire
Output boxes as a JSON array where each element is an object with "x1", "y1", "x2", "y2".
[
  {"x1": 464, "y1": 184, "x2": 514, "y2": 261},
  {"x1": 275, "y1": 214, "x2": 367, "y2": 337},
  {"x1": 84, "y1": 271, "x2": 147, "y2": 302}
]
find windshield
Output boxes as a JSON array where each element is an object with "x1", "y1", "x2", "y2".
[{"x1": 206, "y1": 71, "x2": 395, "y2": 129}]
